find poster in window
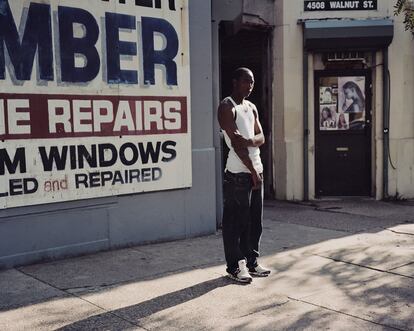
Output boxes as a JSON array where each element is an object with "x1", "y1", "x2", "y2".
[
  {"x1": 319, "y1": 104, "x2": 338, "y2": 131},
  {"x1": 319, "y1": 86, "x2": 337, "y2": 105},
  {"x1": 338, "y1": 77, "x2": 366, "y2": 130},
  {"x1": 336, "y1": 112, "x2": 349, "y2": 130}
]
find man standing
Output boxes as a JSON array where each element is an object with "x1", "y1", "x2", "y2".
[{"x1": 218, "y1": 67, "x2": 271, "y2": 283}]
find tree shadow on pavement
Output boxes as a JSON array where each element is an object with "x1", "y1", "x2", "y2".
[
  {"x1": 2, "y1": 201, "x2": 414, "y2": 330},
  {"x1": 265, "y1": 245, "x2": 414, "y2": 331}
]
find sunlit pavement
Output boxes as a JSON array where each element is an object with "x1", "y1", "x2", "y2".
[{"x1": 1, "y1": 199, "x2": 413, "y2": 330}]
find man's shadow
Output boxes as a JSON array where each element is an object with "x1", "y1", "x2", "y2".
[{"x1": 57, "y1": 276, "x2": 239, "y2": 330}]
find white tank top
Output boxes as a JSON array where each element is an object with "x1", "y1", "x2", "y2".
[{"x1": 222, "y1": 96, "x2": 263, "y2": 174}]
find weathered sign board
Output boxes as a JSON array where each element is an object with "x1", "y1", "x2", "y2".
[{"x1": 0, "y1": 0, "x2": 191, "y2": 209}]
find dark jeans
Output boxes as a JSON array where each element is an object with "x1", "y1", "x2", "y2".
[{"x1": 222, "y1": 171, "x2": 263, "y2": 273}]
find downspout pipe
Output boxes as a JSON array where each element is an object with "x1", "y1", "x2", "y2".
[
  {"x1": 382, "y1": 48, "x2": 389, "y2": 199},
  {"x1": 303, "y1": 38, "x2": 309, "y2": 201}
]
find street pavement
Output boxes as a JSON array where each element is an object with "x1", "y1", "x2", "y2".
[{"x1": 0, "y1": 199, "x2": 413, "y2": 330}]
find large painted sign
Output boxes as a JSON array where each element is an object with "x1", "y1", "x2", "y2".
[{"x1": 0, "y1": 0, "x2": 191, "y2": 209}]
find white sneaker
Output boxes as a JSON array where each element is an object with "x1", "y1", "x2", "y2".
[
  {"x1": 227, "y1": 260, "x2": 253, "y2": 283},
  {"x1": 248, "y1": 264, "x2": 271, "y2": 277}
]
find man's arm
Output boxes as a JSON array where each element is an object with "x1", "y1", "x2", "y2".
[
  {"x1": 217, "y1": 101, "x2": 262, "y2": 188},
  {"x1": 250, "y1": 105, "x2": 265, "y2": 147}
]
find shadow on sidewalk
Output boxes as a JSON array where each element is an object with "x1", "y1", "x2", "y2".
[
  {"x1": 1, "y1": 201, "x2": 413, "y2": 330},
  {"x1": 264, "y1": 246, "x2": 414, "y2": 330},
  {"x1": 55, "y1": 276, "x2": 234, "y2": 330}
]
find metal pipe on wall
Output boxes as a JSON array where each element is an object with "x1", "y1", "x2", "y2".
[
  {"x1": 303, "y1": 43, "x2": 309, "y2": 201},
  {"x1": 382, "y1": 48, "x2": 389, "y2": 199}
]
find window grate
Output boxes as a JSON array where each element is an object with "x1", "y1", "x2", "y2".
[{"x1": 326, "y1": 51, "x2": 366, "y2": 62}]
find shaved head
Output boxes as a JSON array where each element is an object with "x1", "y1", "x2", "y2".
[{"x1": 232, "y1": 67, "x2": 253, "y2": 81}]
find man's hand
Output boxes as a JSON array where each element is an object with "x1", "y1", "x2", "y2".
[
  {"x1": 251, "y1": 169, "x2": 262, "y2": 190},
  {"x1": 232, "y1": 132, "x2": 252, "y2": 150}
]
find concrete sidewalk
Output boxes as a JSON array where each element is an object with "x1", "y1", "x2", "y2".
[{"x1": 1, "y1": 199, "x2": 414, "y2": 330}]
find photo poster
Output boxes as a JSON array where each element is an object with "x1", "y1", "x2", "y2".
[
  {"x1": 319, "y1": 82, "x2": 342, "y2": 131},
  {"x1": 319, "y1": 76, "x2": 365, "y2": 131},
  {"x1": 338, "y1": 76, "x2": 366, "y2": 130},
  {"x1": 319, "y1": 86, "x2": 337, "y2": 105},
  {"x1": 319, "y1": 104, "x2": 338, "y2": 130}
]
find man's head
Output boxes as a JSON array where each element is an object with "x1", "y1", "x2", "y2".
[{"x1": 232, "y1": 67, "x2": 254, "y2": 98}]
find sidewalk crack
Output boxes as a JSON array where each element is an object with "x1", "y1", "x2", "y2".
[
  {"x1": 237, "y1": 299, "x2": 290, "y2": 318},
  {"x1": 389, "y1": 262, "x2": 414, "y2": 272},
  {"x1": 312, "y1": 254, "x2": 414, "y2": 280},
  {"x1": 15, "y1": 268, "x2": 148, "y2": 330},
  {"x1": 386, "y1": 228, "x2": 414, "y2": 236},
  {"x1": 287, "y1": 296, "x2": 407, "y2": 331}
]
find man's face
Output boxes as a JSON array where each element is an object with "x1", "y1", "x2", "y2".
[{"x1": 234, "y1": 71, "x2": 255, "y2": 98}]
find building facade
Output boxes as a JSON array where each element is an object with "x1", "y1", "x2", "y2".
[
  {"x1": 1, "y1": 0, "x2": 414, "y2": 268},
  {"x1": 213, "y1": 0, "x2": 414, "y2": 202},
  {"x1": 0, "y1": 0, "x2": 216, "y2": 268}
]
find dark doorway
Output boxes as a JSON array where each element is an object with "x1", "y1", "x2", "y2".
[
  {"x1": 315, "y1": 70, "x2": 372, "y2": 196},
  {"x1": 219, "y1": 25, "x2": 273, "y2": 198}
]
